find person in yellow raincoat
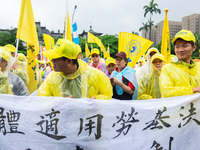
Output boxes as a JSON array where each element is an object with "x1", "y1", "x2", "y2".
[
  {"x1": 38, "y1": 39, "x2": 112, "y2": 100},
  {"x1": 138, "y1": 54, "x2": 165, "y2": 100},
  {"x1": 0, "y1": 70, "x2": 13, "y2": 94},
  {"x1": 160, "y1": 29, "x2": 200, "y2": 98},
  {"x1": 4, "y1": 44, "x2": 30, "y2": 87},
  {"x1": 136, "y1": 48, "x2": 160, "y2": 83}
]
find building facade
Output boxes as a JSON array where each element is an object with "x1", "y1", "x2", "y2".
[{"x1": 142, "y1": 13, "x2": 200, "y2": 45}]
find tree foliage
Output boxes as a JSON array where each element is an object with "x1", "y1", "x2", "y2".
[
  {"x1": 0, "y1": 28, "x2": 26, "y2": 55},
  {"x1": 79, "y1": 34, "x2": 119, "y2": 58}
]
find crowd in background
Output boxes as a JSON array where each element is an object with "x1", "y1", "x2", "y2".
[{"x1": 1, "y1": 29, "x2": 200, "y2": 100}]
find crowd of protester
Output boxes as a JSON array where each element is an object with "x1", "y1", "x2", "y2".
[{"x1": 0, "y1": 29, "x2": 200, "y2": 100}]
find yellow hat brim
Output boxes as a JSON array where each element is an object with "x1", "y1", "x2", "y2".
[{"x1": 42, "y1": 50, "x2": 62, "y2": 59}]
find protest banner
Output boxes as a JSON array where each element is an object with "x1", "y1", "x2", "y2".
[{"x1": 0, "y1": 93, "x2": 200, "y2": 149}]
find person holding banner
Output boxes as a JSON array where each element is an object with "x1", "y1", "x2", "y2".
[
  {"x1": 138, "y1": 53, "x2": 165, "y2": 100},
  {"x1": 105, "y1": 57, "x2": 116, "y2": 78},
  {"x1": 89, "y1": 48, "x2": 107, "y2": 73},
  {"x1": 0, "y1": 48, "x2": 29, "y2": 96},
  {"x1": 160, "y1": 29, "x2": 200, "y2": 98},
  {"x1": 38, "y1": 39, "x2": 112, "y2": 100},
  {"x1": 136, "y1": 48, "x2": 159, "y2": 83},
  {"x1": 110, "y1": 52, "x2": 138, "y2": 100}
]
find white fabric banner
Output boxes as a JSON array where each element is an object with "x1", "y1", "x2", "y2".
[{"x1": 0, "y1": 93, "x2": 200, "y2": 150}]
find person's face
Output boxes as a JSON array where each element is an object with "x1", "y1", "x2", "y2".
[
  {"x1": 91, "y1": 54, "x2": 100, "y2": 63},
  {"x1": 0, "y1": 59, "x2": 7, "y2": 72},
  {"x1": 150, "y1": 51, "x2": 157, "y2": 59},
  {"x1": 11, "y1": 52, "x2": 15, "y2": 58},
  {"x1": 115, "y1": 57, "x2": 126, "y2": 70},
  {"x1": 139, "y1": 62, "x2": 143, "y2": 66},
  {"x1": 41, "y1": 64, "x2": 45, "y2": 68},
  {"x1": 106, "y1": 63, "x2": 115, "y2": 74},
  {"x1": 152, "y1": 58, "x2": 164, "y2": 71},
  {"x1": 51, "y1": 57, "x2": 68, "y2": 72},
  {"x1": 77, "y1": 53, "x2": 83, "y2": 59},
  {"x1": 175, "y1": 39, "x2": 196, "y2": 62}
]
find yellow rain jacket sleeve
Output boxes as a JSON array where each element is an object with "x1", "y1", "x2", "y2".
[
  {"x1": 38, "y1": 60, "x2": 113, "y2": 100},
  {"x1": 138, "y1": 72, "x2": 161, "y2": 100},
  {"x1": 14, "y1": 67, "x2": 30, "y2": 86},
  {"x1": 160, "y1": 58, "x2": 200, "y2": 98},
  {"x1": 0, "y1": 71, "x2": 13, "y2": 94}
]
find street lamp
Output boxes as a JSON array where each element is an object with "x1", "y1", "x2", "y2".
[{"x1": 72, "y1": 5, "x2": 77, "y2": 40}]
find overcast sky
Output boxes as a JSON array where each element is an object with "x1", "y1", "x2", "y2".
[{"x1": 1, "y1": 0, "x2": 200, "y2": 36}]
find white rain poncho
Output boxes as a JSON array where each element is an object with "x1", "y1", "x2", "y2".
[{"x1": 136, "y1": 48, "x2": 160, "y2": 83}]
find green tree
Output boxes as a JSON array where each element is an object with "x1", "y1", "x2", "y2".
[
  {"x1": 0, "y1": 28, "x2": 26, "y2": 55},
  {"x1": 132, "y1": 31, "x2": 139, "y2": 36},
  {"x1": 80, "y1": 34, "x2": 119, "y2": 58},
  {"x1": 139, "y1": 22, "x2": 149, "y2": 38},
  {"x1": 143, "y1": 0, "x2": 161, "y2": 40}
]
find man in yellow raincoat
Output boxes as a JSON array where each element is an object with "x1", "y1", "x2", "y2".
[
  {"x1": 138, "y1": 53, "x2": 165, "y2": 100},
  {"x1": 37, "y1": 39, "x2": 112, "y2": 100},
  {"x1": 0, "y1": 71, "x2": 13, "y2": 94},
  {"x1": 160, "y1": 29, "x2": 200, "y2": 98}
]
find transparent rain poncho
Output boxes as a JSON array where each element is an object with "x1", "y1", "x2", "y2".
[
  {"x1": 0, "y1": 48, "x2": 29, "y2": 96},
  {"x1": 138, "y1": 54, "x2": 165, "y2": 100},
  {"x1": 159, "y1": 57, "x2": 200, "y2": 98},
  {"x1": 136, "y1": 48, "x2": 160, "y2": 83},
  {"x1": 0, "y1": 71, "x2": 13, "y2": 94},
  {"x1": 38, "y1": 59, "x2": 113, "y2": 100}
]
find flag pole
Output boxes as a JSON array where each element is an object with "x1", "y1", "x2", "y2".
[{"x1": 15, "y1": 38, "x2": 19, "y2": 59}]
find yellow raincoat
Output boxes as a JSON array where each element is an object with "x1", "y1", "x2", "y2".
[
  {"x1": 0, "y1": 71, "x2": 12, "y2": 94},
  {"x1": 160, "y1": 57, "x2": 200, "y2": 98},
  {"x1": 138, "y1": 54, "x2": 165, "y2": 100},
  {"x1": 38, "y1": 60, "x2": 112, "y2": 100}
]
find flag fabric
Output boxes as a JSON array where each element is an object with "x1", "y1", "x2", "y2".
[
  {"x1": 16, "y1": 0, "x2": 39, "y2": 94},
  {"x1": 161, "y1": 9, "x2": 171, "y2": 64},
  {"x1": 16, "y1": 0, "x2": 39, "y2": 55},
  {"x1": 88, "y1": 32, "x2": 106, "y2": 53},
  {"x1": 105, "y1": 44, "x2": 110, "y2": 58},
  {"x1": 72, "y1": 22, "x2": 79, "y2": 44},
  {"x1": 85, "y1": 42, "x2": 90, "y2": 58},
  {"x1": 40, "y1": 46, "x2": 48, "y2": 62},
  {"x1": 118, "y1": 32, "x2": 153, "y2": 67},
  {"x1": 43, "y1": 34, "x2": 55, "y2": 50},
  {"x1": 63, "y1": 1, "x2": 72, "y2": 41}
]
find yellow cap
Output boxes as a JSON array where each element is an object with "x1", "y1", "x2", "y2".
[
  {"x1": 106, "y1": 57, "x2": 116, "y2": 66},
  {"x1": 42, "y1": 39, "x2": 79, "y2": 59},
  {"x1": 138, "y1": 59, "x2": 144, "y2": 63},
  {"x1": 151, "y1": 53, "x2": 165, "y2": 63},
  {"x1": 38, "y1": 60, "x2": 45, "y2": 65},
  {"x1": 76, "y1": 44, "x2": 82, "y2": 53},
  {"x1": 91, "y1": 48, "x2": 100, "y2": 55},
  {"x1": 172, "y1": 29, "x2": 195, "y2": 44},
  {"x1": 4, "y1": 44, "x2": 16, "y2": 53},
  {"x1": 0, "y1": 47, "x2": 10, "y2": 61},
  {"x1": 17, "y1": 53, "x2": 26, "y2": 62}
]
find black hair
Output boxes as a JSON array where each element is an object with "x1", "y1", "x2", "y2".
[
  {"x1": 174, "y1": 38, "x2": 195, "y2": 47},
  {"x1": 0, "y1": 57, "x2": 7, "y2": 66}
]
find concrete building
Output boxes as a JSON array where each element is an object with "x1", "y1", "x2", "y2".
[{"x1": 142, "y1": 13, "x2": 200, "y2": 45}]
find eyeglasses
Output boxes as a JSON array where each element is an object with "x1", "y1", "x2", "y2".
[{"x1": 92, "y1": 55, "x2": 99, "y2": 58}]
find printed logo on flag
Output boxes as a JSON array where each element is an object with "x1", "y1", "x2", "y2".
[{"x1": 126, "y1": 39, "x2": 142, "y2": 62}]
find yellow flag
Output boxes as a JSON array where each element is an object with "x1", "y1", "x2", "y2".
[
  {"x1": 16, "y1": 0, "x2": 38, "y2": 93},
  {"x1": 67, "y1": 12, "x2": 72, "y2": 41},
  {"x1": 16, "y1": 0, "x2": 39, "y2": 55},
  {"x1": 27, "y1": 44, "x2": 37, "y2": 94},
  {"x1": 119, "y1": 32, "x2": 153, "y2": 67},
  {"x1": 43, "y1": 34, "x2": 55, "y2": 50},
  {"x1": 85, "y1": 42, "x2": 91, "y2": 58},
  {"x1": 161, "y1": 9, "x2": 171, "y2": 64},
  {"x1": 104, "y1": 44, "x2": 110, "y2": 58},
  {"x1": 88, "y1": 32, "x2": 106, "y2": 52}
]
